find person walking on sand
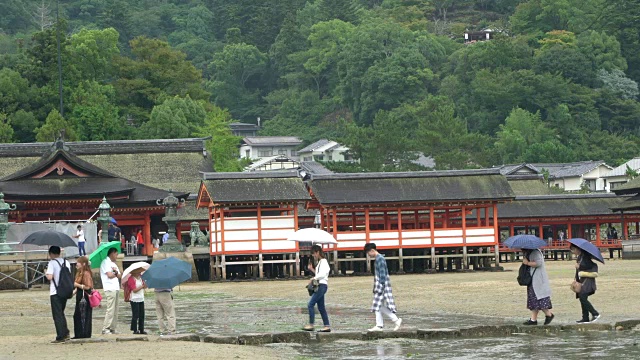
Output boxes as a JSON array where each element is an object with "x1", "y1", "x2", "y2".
[
  {"x1": 72, "y1": 256, "x2": 93, "y2": 339},
  {"x1": 128, "y1": 270, "x2": 148, "y2": 334},
  {"x1": 570, "y1": 245, "x2": 600, "y2": 323},
  {"x1": 155, "y1": 288, "x2": 176, "y2": 335},
  {"x1": 364, "y1": 243, "x2": 402, "y2": 332},
  {"x1": 522, "y1": 248, "x2": 555, "y2": 326},
  {"x1": 100, "y1": 247, "x2": 121, "y2": 334},
  {"x1": 45, "y1": 246, "x2": 71, "y2": 343},
  {"x1": 303, "y1": 245, "x2": 331, "y2": 333}
]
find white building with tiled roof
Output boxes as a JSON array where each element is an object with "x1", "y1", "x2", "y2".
[
  {"x1": 297, "y1": 139, "x2": 352, "y2": 162},
  {"x1": 530, "y1": 161, "x2": 612, "y2": 192},
  {"x1": 239, "y1": 136, "x2": 302, "y2": 161},
  {"x1": 602, "y1": 157, "x2": 640, "y2": 192}
]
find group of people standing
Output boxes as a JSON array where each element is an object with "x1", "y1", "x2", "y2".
[
  {"x1": 45, "y1": 246, "x2": 177, "y2": 343},
  {"x1": 303, "y1": 243, "x2": 403, "y2": 333},
  {"x1": 521, "y1": 245, "x2": 600, "y2": 325}
]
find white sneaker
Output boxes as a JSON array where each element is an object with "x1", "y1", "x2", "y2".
[
  {"x1": 591, "y1": 314, "x2": 601, "y2": 323},
  {"x1": 367, "y1": 326, "x2": 383, "y2": 332},
  {"x1": 393, "y1": 318, "x2": 403, "y2": 331},
  {"x1": 101, "y1": 329, "x2": 111, "y2": 335}
]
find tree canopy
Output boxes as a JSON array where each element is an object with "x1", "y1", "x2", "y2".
[{"x1": 0, "y1": 0, "x2": 639, "y2": 170}]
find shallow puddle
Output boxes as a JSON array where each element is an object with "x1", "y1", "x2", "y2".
[{"x1": 267, "y1": 332, "x2": 640, "y2": 359}]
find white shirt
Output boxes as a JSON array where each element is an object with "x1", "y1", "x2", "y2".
[
  {"x1": 130, "y1": 277, "x2": 145, "y2": 302},
  {"x1": 313, "y1": 258, "x2": 330, "y2": 285},
  {"x1": 76, "y1": 229, "x2": 85, "y2": 243},
  {"x1": 100, "y1": 258, "x2": 121, "y2": 292},
  {"x1": 46, "y1": 258, "x2": 71, "y2": 296}
]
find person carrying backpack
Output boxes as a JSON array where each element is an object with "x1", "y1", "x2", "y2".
[{"x1": 45, "y1": 246, "x2": 72, "y2": 343}]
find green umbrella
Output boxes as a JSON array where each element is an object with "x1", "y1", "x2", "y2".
[{"x1": 88, "y1": 242, "x2": 121, "y2": 269}]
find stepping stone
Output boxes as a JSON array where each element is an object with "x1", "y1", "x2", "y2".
[
  {"x1": 237, "y1": 333, "x2": 273, "y2": 345},
  {"x1": 417, "y1": 328, "x2": 461, "y2": 339},
  {"x1": 272, "y1": 331, "x2": 313, "y2": 343},
  {"x1": 203, "y1": 334, "x2": 238, "y2": 345},
  {"x1": 66, "y1": 338, "x2": 110, "y2": 344},
  {"x1": 116, "y1": 336, "x2": 149, "y2": 342},
  {"x1": 562, "y1": 323, "x2": 612, "y2": 332},
  {"x1": 363, "y1": 330, "x2": 419, "y2": 340},
  {"x1": 615, "y1": 320, "x2": 640, "y2": 330},
  {"x1": 316, "y1": 331, "x2": 363, "y2": 342},
  {"x1": 158, "y1": 334, "x2": 200, "y2": 342}
]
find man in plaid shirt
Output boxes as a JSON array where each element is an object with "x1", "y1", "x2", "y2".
[{"x1": 365, "y1": 243, "x2": 402, "y2": 332}]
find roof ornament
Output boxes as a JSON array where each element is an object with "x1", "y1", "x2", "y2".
[{"x1": 53, "y1": 129, "x2": 68, "y2": 151}]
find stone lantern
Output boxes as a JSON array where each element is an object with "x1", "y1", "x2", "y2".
[
  {"x1": 0, "y1": 193, "x2": 16, "y2": 252},
  {"x1": 97, "y1": 197, "x2": 111, "y2": 244},
  {"x1": 157, "y1": 190, "x2": 185, "y2": 252}
]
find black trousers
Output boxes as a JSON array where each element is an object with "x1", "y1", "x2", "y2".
[
  {"x1": 579, "y1": 293, "x2": 598, "y2": 321},
  {"x1": 50, "y1": 294, "x2": 69, "y2": 340},
  {"x1": 130, "y1": 301, "x2": 145, "y2": 332},
  {"x1": 137, "y1": 244, "x2": 144, "y2": 255}
]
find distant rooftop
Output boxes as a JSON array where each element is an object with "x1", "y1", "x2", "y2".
[
  {"x1": 603, "y1": 158, "x2": 640, "y2": 178},
  {"x1": 241, "y1": 136, "x2": 302, "y2": 146},
  {"x1": 529, "y1": 161, "x2": 610, "y2": 179}
]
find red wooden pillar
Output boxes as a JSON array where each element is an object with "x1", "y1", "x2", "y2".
[
  {"x1": 595, "y1": 222, "x2": 601, "y2": 246},
  {"x1": 257, "y1": 204, "x2": 262, "y2": 253},
  {"x1": 397, "y1": 208, "x2": 403, "y2": 247},
  {"x1": 493, "y1": 203, "x2": 499, "y2": 267},
  {"x1": 538, "y1": 224, "x2": 544, "y2": 243},
  {"x1": 365, "y1": 208, "x2": 371, "y2": 242},
  {"x1": 444, "y1": 209, "x2": 449, "y2": 229},
  {"x1": 476, "y1": 207, "x2": 481, "y2": 227},
  {"x1": 143, "y1": 212, "x2": 151, "y2": 256},
  {"x1": 484, "y1": 206, "x2": 489, "y2": 227},
  {"x1": 567, "y1": 222, "x2": 572, "y2": 240}
]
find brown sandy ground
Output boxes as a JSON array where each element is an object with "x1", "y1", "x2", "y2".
[{"x1": 0, "y1": 259, "x2": 637, "y2": 359}]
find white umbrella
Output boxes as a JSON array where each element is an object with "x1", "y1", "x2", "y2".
[
  {"x1": 287, "y1": 228, "x2": 337, "y2": 244},
  {"x1": 121, "y1": 261, "x2": 151, "y2": 285}
]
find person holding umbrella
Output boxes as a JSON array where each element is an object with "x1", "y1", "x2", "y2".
[
  {"x1": 503, "y1": 235, "x2": 555, "y2": 326},
  {"x1": 121, "y1": 262, "x2": 151, "y2": 335},
  {"x1": 569, "y1": 238, "x2": 602, "y2": 323},
  {"x1": 141, "y1": 257, "x2": 192, "y2": 335},
  {"x1": 303, "y1": 244, "x2": 331, "y2": 333}
]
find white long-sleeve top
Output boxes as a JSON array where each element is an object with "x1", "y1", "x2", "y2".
[{"x1": 313, "y1": 258, "x2": 330, "y2": 285}]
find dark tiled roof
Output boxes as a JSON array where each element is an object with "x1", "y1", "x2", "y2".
[
  {"x1": 299, "y1": 161, "x2": 334, "y2": 176},
  {"x1": 0, "y1": 138, "x2": 209, "y2": 157},
  {"x1": 298, "y1": 139, "x2": 333, "y2": 153},
  {"x1": 309, "y1": 169, "x2": 514, "y2": 204},
  {"x1": 2, "y1": 150, "x2": 115, "y2": 181},
  {"x1": 229, "y1": 122, "x2": 260, "y2": 130},
  {"x1": 241, "y1": 136, "x2": 302, "y2": 146},
  {"x1": 614, "y1": 176, "x2": 640, "y2": 195},
  {"x1": 177, "y1": 200, "x2": 210, "y2": 221},
  {"x1": 494, "y1": 164, "x2": 541, "y2": 176},
  {"x1": 499, "y1": 194, "x2": 623, "y2": 218},
  {"x1": 201, "y1": 172, "x2": 311, "y2": 203},
  {"x1": 0, "y1": 139, "x2": 213, "y2": 194},
  {"x1": 507, "y1": 178, "x2": 552, "y2": 196}
]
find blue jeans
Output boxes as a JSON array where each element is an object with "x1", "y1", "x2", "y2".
[
  {"x1": 308, "y1": 284, "x2": 329, "y2": 326},
  {"x1": 78, "y1": 242, "x2": 86, "y2": 256}
]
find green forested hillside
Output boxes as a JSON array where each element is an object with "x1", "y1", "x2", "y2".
[{"x1": 0, "y1": 0, "x2": 639, "y2": 171}]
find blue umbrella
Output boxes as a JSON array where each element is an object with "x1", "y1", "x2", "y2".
[
  {"x1": 503, "y1": 234, "x2": 547, "y2": 249},
  {"x1": 141, "y1": 257, "x2": 192, "y2": 289},
  {"x1": 568, "y1": 238, "x2": 605, "y2": 264},
  {"x1": 109, "y1": 217, "x2": 117, "y2": 224}
]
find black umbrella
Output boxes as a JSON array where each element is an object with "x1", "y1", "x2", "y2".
[{"x1": 21, "y1": 230, "x2": 77, "y2": 248}]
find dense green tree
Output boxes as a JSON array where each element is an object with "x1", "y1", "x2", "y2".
[
  {"x1": 66, "y1": 28, "x2": 120, "y2": 83},
  {"x1": 9, "y1": 110, "x2": 40, "y2": 143},
  {"x1": 208, "y1": 43, "x2": 267, "y2": 121},
  {"x1": 0, "y1": 113, "x2": 15, "y2": 143},
  {"x1": 195, "y1": 107, "x2": 243, "y2": 172},
  {"x1": 139, "y1": 96, "x2": 206, "y2": 139},
  {"x1": 36, "y1": 109, "x2": 78, "y2": 142},
  {"x1": 114, "y1": 36, "x2": 209, "y2": 124},
  {"x1": 69, "y1": 81, "x2": 123, "y2": 141},
  {"x1": 0, "y1": 68, "x2": 31, "y2": 114}
]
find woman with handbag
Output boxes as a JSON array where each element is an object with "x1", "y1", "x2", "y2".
[
  {"x1": 303, "y1": 245, "x2": 331, "y2": 332},
  {"x1": 570, "y1": 245, "x2": 600, "y2": 323},
  {"x1": 72, "y1": 256, "x2": 93, "y2": 339},
  {"x1": 522, "y1": 249, "x2": 555, "y2": 325}
]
